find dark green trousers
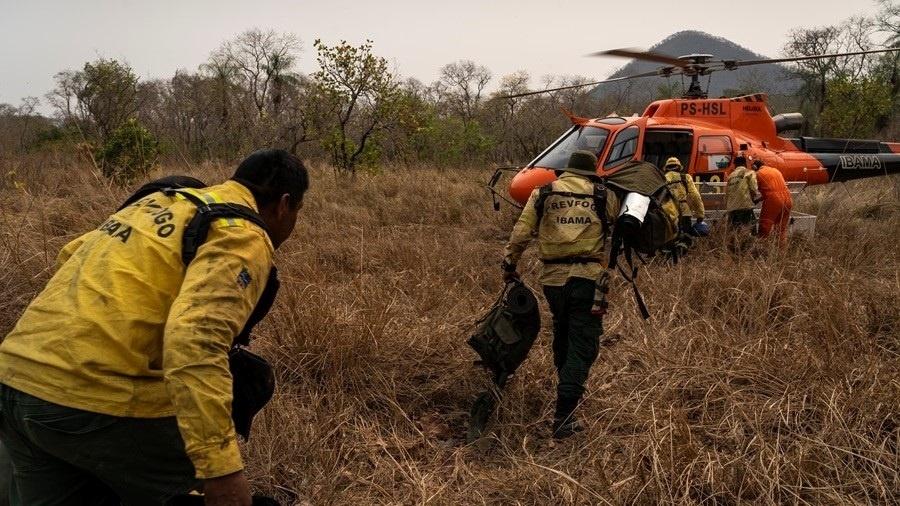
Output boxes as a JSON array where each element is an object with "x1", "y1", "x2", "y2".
[
  {"x1": 542, "y1": 277, "x2": 603, "y2": 402},
  {"x1": 0, "y1": 385, "x2": 198, "y2": 506}
]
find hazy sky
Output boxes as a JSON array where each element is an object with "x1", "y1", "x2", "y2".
[{"x1": 0, "y1": 0, "x2": 883, "y2": 110}]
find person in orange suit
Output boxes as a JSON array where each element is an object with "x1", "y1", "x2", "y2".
[{"x1": 752, "y1": 159, "x2": 793, "y2": 243}]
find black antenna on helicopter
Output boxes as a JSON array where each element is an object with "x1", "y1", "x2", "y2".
[{"x1": 498, "y1": 47, "x2": 900, "y2": 100}]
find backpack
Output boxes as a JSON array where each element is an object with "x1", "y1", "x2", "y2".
[
  {"x1": 605, "y1": 161, "x2": 680, "y2": 255},
  {"x1": 466, "y1": 280, "x2": 541, "y2": 385},
  {"x1": 121, "y1": 176, "x2": 279, "y2": 438},
  {"x1": 465, "y1": 280, "x2": 541, "y2": 442}
]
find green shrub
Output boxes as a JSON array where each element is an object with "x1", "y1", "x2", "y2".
[{"x1": 96, "y1": 118, "x2": 159, "y2": 183}]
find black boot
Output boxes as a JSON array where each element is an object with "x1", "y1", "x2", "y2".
[{"x1": 552, "y1": 395, "x2": 583, "y2": 439}]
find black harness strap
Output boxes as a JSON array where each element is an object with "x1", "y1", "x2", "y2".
[
  {"x1": 161, "y1": 189, "x2": 280, "y2": 344},
  {"x1": 620, "y1": 243, "x2": 650, "y2": 320},
  {"x1": 662, "y1": 174, "x2": 688, "y2": 217},
  {"x1": 592, "y1": 182, "x2": 610, "y2": 232},
  {"x1": 679, "y1": 173, "x2": 695, "y2": 217},
  {"x1": 122, "y1": 185, "x2": 280, "y2": 345},
  {"x1": 534, "y1": 184, "x2": 554, "y2": 225},
  {"x1": 117, "y1": 176, "x2": 207, "y2": 211},
  {"x1": 163, "y1": 189, "x2": 269, "y2": 265},
  {"x1": 608, "y1": 223, "x2": 651, "y2": 320},
  {"x1": 679, "y1": 172, "x2": 691, "y2": 194}
]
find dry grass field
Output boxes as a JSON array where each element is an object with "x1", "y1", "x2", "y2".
[{"x1": 1, "y1": 156, "x2": 898, "y2": 505}]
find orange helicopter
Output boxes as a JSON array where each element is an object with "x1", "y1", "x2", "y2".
[{"x1": 488, "y1": 48, "x2": 900, "y2": 208}]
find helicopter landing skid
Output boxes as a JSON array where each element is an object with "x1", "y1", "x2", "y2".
[{"x1": 486, "y1": 166, "x2": 525, "y2": 211}]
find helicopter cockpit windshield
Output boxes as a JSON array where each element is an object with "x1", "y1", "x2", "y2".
[{"x1": 529, "y1": 126, "x2": 610, "y2": 169}]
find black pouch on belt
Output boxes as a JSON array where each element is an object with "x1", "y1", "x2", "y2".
[{"x1": 229, "y1": 346, "x2": 275, "y2": 440}]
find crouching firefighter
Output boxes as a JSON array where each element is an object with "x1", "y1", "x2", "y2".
[
  {"x1": 0, "y1": 149, "x2": 308, "y2": 506},
  {"x1": 501, "y1": 150, "x2": 620, "y2": 439}
]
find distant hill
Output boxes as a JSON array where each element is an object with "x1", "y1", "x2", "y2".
[{"x1": 593, "y1": 30, "x2": 802, "y2": 99}]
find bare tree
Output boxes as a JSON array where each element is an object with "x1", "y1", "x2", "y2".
[
  {"x1": 438, "y1": 60, "x2": 491, "y2": 125},
  {"x1": 875, "y1": 0, "x2": 900, "y2": 47},
  {"x1": 784, "y1": 20, "x2": 876, "y2": 133},
  {"x1": 213, "y1": 29, "x2": 301, "y2": 119},
  {"x1": 200, "y1": 51, "x2": 240, "y2": 126},
  {"x1": 0, "y1": 97, "x2": 47, "y2": 155},
  {"x1": 273, "y1": 74, "x2": 320, "y2": 155},
  {"x1": 16, "y1": 97, "x2": 40, "y2": 150}
]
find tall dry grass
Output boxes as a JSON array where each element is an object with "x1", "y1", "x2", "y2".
[{"x1": 0, "y1": 160, "x2": 898, "y2": 505}]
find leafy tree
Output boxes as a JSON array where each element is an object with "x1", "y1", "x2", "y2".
[
  {"x1": 48, "y1": 58, "x2": 139, "y2": 143},
  {"x1": 313, "y1": 39, "x2": 400, "y2": 173},
  {"x1": 784, "y1": 18, "x2": 877, "y2": 134},
  {"x1": 820, "y1": 75, "x2": 893, "y2": 138}
]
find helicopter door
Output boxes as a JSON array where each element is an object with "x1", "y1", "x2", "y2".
[
  {"x1": 642, "y1": 129, "x2": 694, "y2": 170},
  {"x1": 603, "y1": 118, "x2": 647, "y2": 169},
  {"x1": 693, "y1": 134, "x2": 734, "y2": 184}
]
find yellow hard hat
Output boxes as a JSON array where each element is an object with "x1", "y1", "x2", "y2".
[{"x1": 664, "y1": 157, "x2": 682, "y2": 170}]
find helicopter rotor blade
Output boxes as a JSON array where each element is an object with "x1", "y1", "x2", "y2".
[
  {"x1": 589, "y1": 48, "x2": 690, "y2": 68},
  {"x1": 720, "y1": 47, "x2": 900, "y2": 69},
  {"x1": 497, "y1": 69, "x2": 669, "y2": 99}
]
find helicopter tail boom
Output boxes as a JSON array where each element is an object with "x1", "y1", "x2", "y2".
[{"x1": 784, "y1": 138, "x2": 900, "y2": 183}]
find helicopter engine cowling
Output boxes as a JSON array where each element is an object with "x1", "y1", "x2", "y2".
[{"x1": 773, "y1": 113, "x2": 804, "y2": 134}]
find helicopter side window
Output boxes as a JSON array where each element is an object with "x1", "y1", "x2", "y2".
[
  {"x1": 604, "y1": 126, "x2": 639, "y2": 168},
  {"x1": 530, "y1": 126, "x2": 610, "y2": 170},
  {"x1": 698, "y1": 135, "x2": 733, "y2": 171}
]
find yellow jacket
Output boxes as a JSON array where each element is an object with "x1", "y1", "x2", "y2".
[
  {"x1": 664, "y1": 170, "x2": 705, "y2": 219},
  {"x1": 726, "y1": 166, "x2": 760, "y2": 211},
  {"x1": 504, "y1": 172, "x2": 619, "y2": 286},
  {"x1": 0, "y1": 180, "x2": 273, "y2": 479}
]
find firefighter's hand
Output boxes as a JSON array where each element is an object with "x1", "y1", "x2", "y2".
[
  {"x1": 203, "y1": 470, "x2": 252, "y2": 506},
  {"x1": 501, "y1": 261, "x2": 519, "y2": 283},
  {"x1": 502, "y1": 270, "x2": 520, "y2": 283}
]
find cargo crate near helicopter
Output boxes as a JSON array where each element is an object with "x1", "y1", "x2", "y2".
[{"x1": 695, "y1": 181, "x2": 816, "y2": 237}]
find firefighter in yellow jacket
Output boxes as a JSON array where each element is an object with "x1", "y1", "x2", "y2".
[
  {"x1": 0, "y1": 149, "x2": 309, "y2": 506},
  {"x1": 502, "y1": 150, "x2": 619, "y2": 439},
  {"x1": 663, "y1": 157, "x2": 705, "y2": 235},
  {"x1": 725, "y1": 154, "x2": 761, "y2": 228}
]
